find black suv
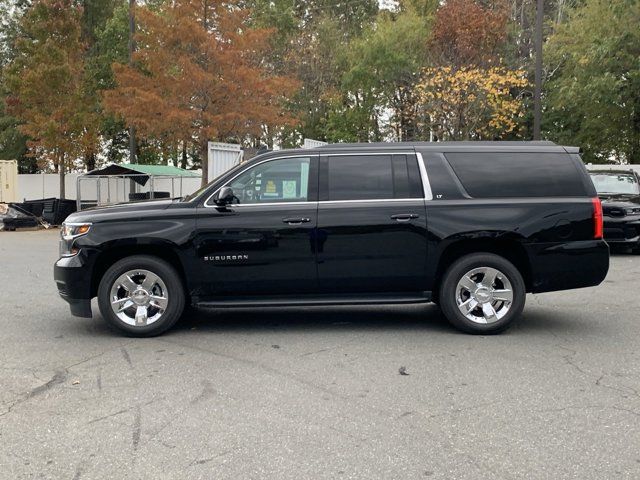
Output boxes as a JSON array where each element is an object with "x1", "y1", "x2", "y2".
[
  {"x1": 588, "y1": 169, "x2": 640, "y2": 252},
  {"x1": 54, "y1": 142, "x2": 609, "y2": 336}
]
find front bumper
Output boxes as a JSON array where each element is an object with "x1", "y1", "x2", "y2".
[
  {"x1": 54, "y1": 253, "x2": 93, "y2": 318},
  {"x1": 602, "y1": 217, "x2": 640, "y2": 246}
]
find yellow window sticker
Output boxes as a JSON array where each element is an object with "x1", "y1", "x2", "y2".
[{"x1": 265, "y1": 180, "x2": 277, "y2": 194}]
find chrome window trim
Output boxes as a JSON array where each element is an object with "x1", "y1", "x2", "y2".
[
  {"x1": 225, "y1": 199, "x2": 424, "y2": 209},
  {"x1": 415, "y1": 152, "x2": 433, "y2": 200},
  {"x1": 203, "y1": 150, "x2": 434, "y2": 207},
  {"x1": 319, "y1": 199, "x2": 424, "y2": 205},
  {"x1": 225, "y1": 201, "x2": 316, "y2": 208}
]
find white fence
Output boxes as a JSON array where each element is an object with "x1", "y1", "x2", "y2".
[
  {"x1": 303, "y1": 138, "x2": 328, "y2": 149},
  {"x1": 208, "y1": 142, "x2": 242, "y2": 182},
  {"x1": 15, "y1": 173, "x2": 202, "y2": 202}
]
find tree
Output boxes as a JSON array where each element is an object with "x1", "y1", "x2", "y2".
[
  {"x1": 0, "y1": 99, "x2": 31, "y2": 171},
  {"x1": 430, "y1": 0, "x2": 510, "y2": 68},
  {"x1": 544, "y1": 0, "x2": 640, "y2": 163},
  {"x1": 0, "y1": 0, "x2": 31, "y2": 69},
  {"x1": 287, "y1": 14, "x2": 354, "y2": 143},
  {"x1": 79, "y1": 0, "x2": 121, "y2": 170},
  {"x1": 87, "y1": 2, "x2": 131, "y2": 165},
  {"x1": 103, "y1": 0, "x2": 299, "y2": 185},
  {"x1": 416, "y1": 66, "x2": 529, "y2": 140},
  {"x1": 329, "y1": 8, "x2": 433, "y2": 142},
  {"x1": 242, "y1": 0, "x2": 379, "y2": 146},
  {"x1": 0, "y1": 0, "x2": 31, "y2": 171},
  {"x1": 5, "y1": 0, "x2": 101, "y2": 197}
]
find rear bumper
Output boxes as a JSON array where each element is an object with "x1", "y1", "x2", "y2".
[
  {"x1": 54, "y1": 254, "x2": 93, "y2": 318},
  {"x1": 527, "y1": 240, "x2": 609, "y2": 293}
]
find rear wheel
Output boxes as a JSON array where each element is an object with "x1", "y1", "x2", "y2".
[
  {"x1": 439, "y1": 253, "x2": 525, "y2": 334},
  {"x1": 97, "y1": 255, "x2": 185, "y2": 337}
]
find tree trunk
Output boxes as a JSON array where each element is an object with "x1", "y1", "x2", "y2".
[
  {"x1": 59, "y1": 152, "x2": 66, "y2": 199},
  {"x1": 84, "y1": 151, "x2": 96, "y2": 171},
  {"x1": 181, "y1": 141, "x2": 188, "y2": 169},
  {"x1": 199, "y1": 138, "x2": 208, "y2": 188}
]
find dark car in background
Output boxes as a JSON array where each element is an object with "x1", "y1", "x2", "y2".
[
  {"x1": 54, "y1": 141, "x2": 609, "y2": 337},
  {"x1": 589, "y1": 169, "x2": 640, "y2": 252}
]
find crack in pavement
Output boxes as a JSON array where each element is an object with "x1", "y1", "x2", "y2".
[
  {"x1": 154, "y1": 338, "x2": 517, "y2": 480},
  {"x1": 121, "y1": 347, "x2": 134, "y2": 370},
  {"x1": 0, "y1": 341, "x2": 134, "y2": 420},
  {"x1": 554, "y1": 344, "x2": 640, "y2": 410},
  {"x1": 596, "y1": 374, "x2": 640, "y2": 400},
  {"x1": 156, "y1": 338, "x2": 350, "y2": 401},
  {"x1": 132, "y1": 405, "x2": 142, "y2": 451},
  {"x1": 188, "y1": 449, "x2": 234, "y2": 468},
  {"x1": 0, "y1": 370, "x2": 67, "y2": 419}
]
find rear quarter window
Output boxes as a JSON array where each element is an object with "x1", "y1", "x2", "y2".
[{"x1": 444, "y1": 152, "x2": 588, "y2": 198}]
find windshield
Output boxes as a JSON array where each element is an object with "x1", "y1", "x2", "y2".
[{"x1": 589, "y1": 172, "x2": 640, "y2": 195}]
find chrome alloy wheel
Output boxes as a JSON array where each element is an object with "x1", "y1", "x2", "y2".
[
  {"x1": 109, "y1": 269, "x2": 169, "y2": 326},
  {"x1": 455, "y1": 266, "x2": 514, "y2": 324}
]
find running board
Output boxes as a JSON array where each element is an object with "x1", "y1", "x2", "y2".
[{"x1": 196, "y1": 292, "x2": 432, "y2": 309}]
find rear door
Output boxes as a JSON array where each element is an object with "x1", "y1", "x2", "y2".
[{"x1": 316, "y1": 151, "x2": 428, "y2": 293}]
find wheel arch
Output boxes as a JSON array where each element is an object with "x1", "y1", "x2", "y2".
[
  {"x1": 90, "y1": 240, "x2": 188, "y2": 300},
  {"x1": 432, "y1": 237, "x2": 532, "y2": 300}
]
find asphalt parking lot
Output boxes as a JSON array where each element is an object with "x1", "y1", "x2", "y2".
[{"x1": 1, "y1": 230, "x2": 639, "y2": 479}]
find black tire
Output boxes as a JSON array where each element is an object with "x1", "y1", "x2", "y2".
[
  {"x1": 97, "y1": 255, "x2": 185, "y2": 337},
  {"x1": 150, "y1": 191, "x2": 171, "y2": 199},
  {"x1": 438, "y1": 253, "x2": 525, "y2": 335},
  {"x1": 128, "y1": 192, "x2": 150, "y2": 201}
]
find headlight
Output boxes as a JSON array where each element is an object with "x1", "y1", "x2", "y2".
[
  {"x1": 625, "y1": 207, "x2": 640, "y2": 215},
  {"x1": 61, "y1": 222, "x2": 92, "y2": 240}
]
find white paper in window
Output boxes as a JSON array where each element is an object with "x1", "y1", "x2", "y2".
[
  {"x1": 300, "y1": 161, "x2": 309, "y2": 199},
  {"x1": 282, "y1": 180, "x2": 297, "y2": 199}
]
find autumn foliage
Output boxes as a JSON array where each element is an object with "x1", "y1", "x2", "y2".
[
  {"x1": 431, "y1": 0, "x2": 509, "y2": 67},
  {"x1": 4, "y1": 0, "x2": 100, "y2": 195},
  {"x1": 8, "y1": 0, "x2": 625, "y2": 171},
  {"x1": 417, "y1": 66, "x2": 528, "y2": 140},
  {"x1": 103, "y1": 0, "x2": 299, "y2": 184}
]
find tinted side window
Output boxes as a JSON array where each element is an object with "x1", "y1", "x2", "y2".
[
  {"x1": 406, "y1": 155, "x2": 424, "y2": 198},
  {"x1": 327, "y1": 155, "x2": 394, "y2": 200},
  {"x1": 392, "y1": 155, "x2": 410, "y2": 198},
  {"x1": 444, "y1": 152, "x2": 588, "y2": 198}
]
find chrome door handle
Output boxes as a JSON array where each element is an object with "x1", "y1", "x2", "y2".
[
  {"x1": 390, "y1": 214, "x2": 419, "y2": 222},
  {"x1": 282, "y1": 217, "x2": 310, "y2": 225}
]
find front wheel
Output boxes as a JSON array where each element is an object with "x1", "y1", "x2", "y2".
[
  {"x1": 439, "y1": 253, "x2": 525, "y2": 334},
  {"x1": 97, "y1": 255, "x2": 185, "y2": 337}
]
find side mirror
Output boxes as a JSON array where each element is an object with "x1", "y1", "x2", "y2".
[{"x1": 215, "y1": 186, "x2": 235, "y2": 206}]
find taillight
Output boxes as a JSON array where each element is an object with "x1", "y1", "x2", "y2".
[{"x1": 592, "y1": 197, "x2": 603, "y2": 239}]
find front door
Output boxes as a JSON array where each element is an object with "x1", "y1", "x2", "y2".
[
  {"x1": 194, "y1": 155, "x2": 319, "y2": 298},
  {"x1": 316, "y1": 152, "x2": 428, "y2": 293}
]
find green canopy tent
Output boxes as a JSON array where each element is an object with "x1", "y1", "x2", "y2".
[{"x1": 77, "y1": 163, "x2": 201, "y2": 210}]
